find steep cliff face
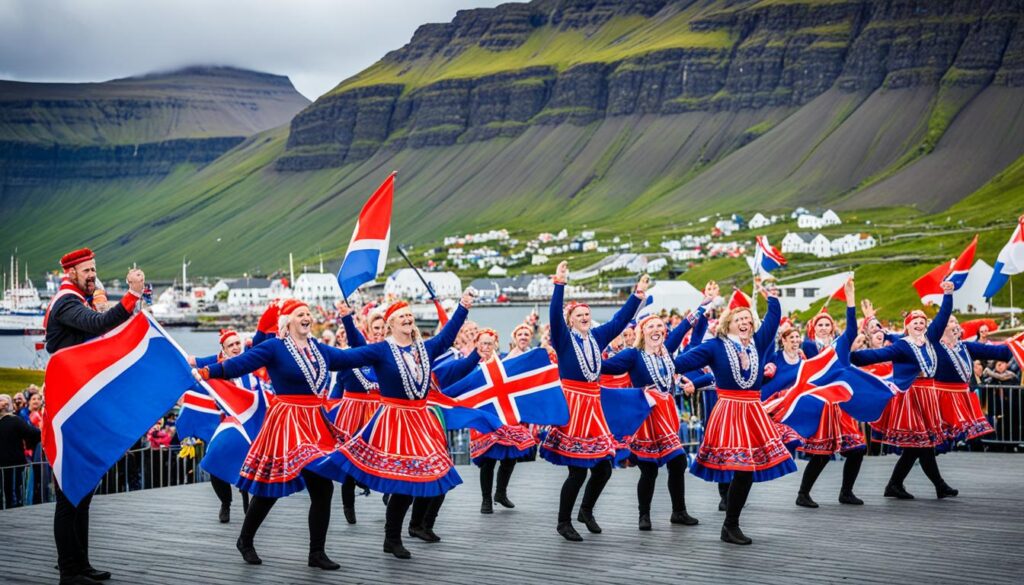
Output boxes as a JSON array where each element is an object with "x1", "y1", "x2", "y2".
[
  {"x1": 279, "y1": 0, "x2": 1024, "y2": 171},
  {"x1": 0, "y1": 66, "x2": 309, "y2": 181}
]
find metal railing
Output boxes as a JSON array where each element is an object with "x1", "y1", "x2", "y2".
[{"x1": 979, "y1": 384, "x2": 1023, "y2": 446}]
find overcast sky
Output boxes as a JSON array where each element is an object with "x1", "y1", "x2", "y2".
[{"x1": 0, "y1": 0, "x2": 507, "y2": 100}]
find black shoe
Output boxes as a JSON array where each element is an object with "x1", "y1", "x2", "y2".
[
  {"x1": 718, "y1": 496, "x2": 727, "y2": 512},
  {"x1": 638, "y1": 513, "x2": 652, "y2": 531},
  {"x1": 219, "y1": 504, "x2": 230, "y2": 523},
  {"x1": 936, "y1": 483, "x2": 959, "y2": 499},
  {"x1": 884, "y1": 483, "x2": 914, "y2": 500},
  {"x1": 481, "y1": 498, "x2": 494, "y2": 514},
  {"x1": 383, "y1": 539, "x2": 411, "y2": 559},
  {"x1": 59, "y1": 576, "x2": 101, "y2": 585},
  {"x1": 577, "y1": 508, "x2": 602, "y2": 534},
  {"x1": 494, "y1": 493, "x2": 515, "y2": 509},
  {"x1": 839, "y1": 490, "x2": 864, "y2": 505},
  {"x1": 343, "y1": 506, "x2": 357, "y2": 524},
  {"x1": 82, "y1": 567, "x2": 111, "y2": 581},
  {"x1": 720, "y1": 524, "x2": 753, "y2": 545},
  {"x1": 236, "y1": 537, "x2": 262, "y2": 565},
  {"x1": 308, "y1": 551, "x2": 340, "y2": 570},
  {"x1": 670, "y1": 511, "x2": 699, "y2": 526},
  {"x1": 408, "y1": 525, "x2": 440, "y2": 543},
  {"x1": 795, "y1": 492, "x2": 819, "y2": 508},
  {"x1": 556, "y1": 521, "x2": 583, "y2": 542}
]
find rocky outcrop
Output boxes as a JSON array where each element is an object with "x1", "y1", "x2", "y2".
[{"x1": 279, "y1": 0, "x2": 1024, "y2": 171}]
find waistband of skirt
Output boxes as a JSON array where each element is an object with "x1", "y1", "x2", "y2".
[
  {"x1": 344, "y1": 390, "x2": 381, "y2": 402},
  {"x1": 716, "y1": 389, "x2": 761, "y2": 401},
  {"x1": 562, "y1": 379, "x2": 601, "y2": 395},
  {"x1": 271, "y1": 394, "x2": 326, "y2": 407},
  {"x1": 381, "y1": 396, "x2": 427, "y2": 409},
  {"x1": 930, "y1": 380, "x2": 969, "y2": 392}
]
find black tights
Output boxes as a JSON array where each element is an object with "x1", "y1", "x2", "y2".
[
  {"x1": 240, "y1": 470, "x2": 334, "y2": 553},
  {"x1": 890, "y1": 447, "x2": 945, "y2": 487},
  {"x1": 385, "y1": 494, "x2": 445, "y2": 542},
  {"x1": 799, "y1": 451, "x2": 865, "y2": 494},
  {"x1": 211, "y1": 476, "x2": 250, "y2": 510},
  {"x1": 636, "y1": 457, "x2": 688, "y2": 515},
  {"x1": 479, "y1": 459, "x2": 517, "y2": 499},
  {"x1": 341, "y1": 477, "x2": 356, "y2": 509},
  {"x1": 724, "y1": 471, "x2": 753, "y2": 528},
  {"x1": 558, "y1": 461, "x2": 612, "y2": 523}
]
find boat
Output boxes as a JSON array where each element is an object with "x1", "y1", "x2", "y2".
[{"x1": 1, "y1": 254, "x2": 44, "y2": 335}]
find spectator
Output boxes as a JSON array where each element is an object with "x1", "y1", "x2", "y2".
[
  {"x1": 983, "y1": 361, "x2": 1020, "y2": 386},
  {"x1": 26, "y1": 392, "x2": 44, "y2": 429},
  {"x1": 147, "y1": 419, "x2": 172, "y2": 449},
  {"x1": 0, "y1": 394, "x2": 41, "y2": 509},
  {"x1": 13, "y1": 392, "x2": 28, "y2": 422}
]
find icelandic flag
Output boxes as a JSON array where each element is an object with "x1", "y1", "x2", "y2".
[
  {"x1": 175, "y1": 385, "x2": 222, "y2": 442},
  {"x1": 199, "y1": 379, "x2": 271, "y2": 484},
  {"x1": 983, "y1": 216, "x2": 1024, "y2": 298},
  {"x1": 440, "y1": 349, "x2": 568, "y2": 426},
  {"x1": 337, "y1": 172, "x2": 394, "y2": 299},
  {"x1": 753, "y1": 235, "x2": 787, "y2": 274},
  {"x1": 426, "y1": 390, "x2": 503, "y2": 434},
  {"x1": 42, "y1": 314, "x2": 195, "y2": 505},
  {"x1": 944, "y1": 235, "x2": 977, "y2": 290},
  {"x1": 763, "y1": 347, "x2": 896, "y2": 437},
  {"x1": 601, "y1": 387, "x2": 655, "y2": 438}
]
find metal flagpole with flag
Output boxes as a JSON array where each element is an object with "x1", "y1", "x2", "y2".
[
  {"x1": 913, "y1": 235, "x2": 977, "y2": 305},
  {"x1": 337, "y1": 172, "x2": 395, "y2": 300},
  {"x1": 983, "y1": 216, "x2": 1024, "y2": 301}
]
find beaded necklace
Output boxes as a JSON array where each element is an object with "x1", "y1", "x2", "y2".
[
  {"x1": 569, "y1": 329, "x2": 602, "y2": 382},
  {"x1": 641, "y1": 348, "x2": 675, "y2": 393},
  {"x1": 903, "y1": 337, "x2": 937, "y2": 378},
  {"x1": 352, "y1": 366, "x2": 379, "y2": 392},
  {"x1": 941, "y1": 341, "x2": 971, "y2": 382},
  {"x1": 387, "y1": 337, "x2": 431, "y2": 399},
  {"x1": 724, "y1": 338, "x2": 759, "y2": 389},
  {"x1": 283, "y1": 336, "x2": 328, "y2": 397}
]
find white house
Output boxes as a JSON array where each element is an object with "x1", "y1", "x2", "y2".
[
  {"x1": 531, "y1": 254, "x2": 549, "y2": 266},
  {"x1": 781, "y1": 232, "x2": 833, "y2": 257},
  {"x1": 748, "y1": 213, "x2": 772, "y2": 229},
  {"x1": 293, "y1": 272, "x2": 342, "y2": 306},
  {"x1": 714, "y1": 219, "x2": 740, "y2": 236},
  {"x1": 487, "y1": 265, "x2": 508, "y2": 276},
  {"x1": 646, "y1": 258, "x2": 668, "y2": 273},
  {"x1": 384, "y1": 269, "x2": 461, "y2": 300},
  {"x1": 226, "y1": 278, "x2": 286, "y2": 309},
  {"x1": 830, "y1": 233, "x2": 877, "y2": 255},
  {"x1": 797, "y1": 209, "x2": 842, "y2": 229},
  {"x1": 645, "y1": 280, "x2": 705, "y2": 315},
  {"x1": 526, "y1": 276, "x2": 554, "y2": 299},
  {"x1": 775, "y1": 271, "x2": 854, "y2": 313}
]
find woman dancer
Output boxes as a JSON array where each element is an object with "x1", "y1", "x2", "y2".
[
  {"x1": 673, "y1": 281, "x2": 794, "y2": 545},
  {"x1": 850, "y1": 282, "x2": 957, "y2": 499},
  {"x1": 542, "y1": 261, "x2": 647, "y2": 542}
]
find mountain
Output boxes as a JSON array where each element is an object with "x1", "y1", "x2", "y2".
[{"x1": 2, "y1": 1, "x2": 1023, "y2": 279}]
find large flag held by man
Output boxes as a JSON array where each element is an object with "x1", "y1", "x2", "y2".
[
  {"x1": 983, "y1": 216, "x2": 1024, "y2": 299},
  {"x1": 337, "y1": 172, "x2": 395, "y2": 299},
  {"x1": 42, "y1": 314, "x2": 195, "y2": 505}
]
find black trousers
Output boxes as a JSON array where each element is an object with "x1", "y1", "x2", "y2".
[
  {"x1": 210, "y1": 475, "x2": 250, "y2": 510},
  {"x1": 799, "y1": 451, "x2": 865, "y2": 494},
  {"x1": 385, "y1": 494, "x2": 445, "y2": 542},
  {"x1": 558, "y1": 461, "x2": 612, "y2": 523},
  {"x1": 54, "y1": 484, "x2": 94, "y2": 576},
  {"x1": 479, "y1": 458, "x2": 517, "y2": 499},
  {"x1": 239, "y1": 470, "x2": 334, "y2": 553},
  {"x1": 636, "y1": 456, "x2": 688, "y2": 515},
  {"x1": 889, "y1": 447, "x2": 945, "y2": 487}
]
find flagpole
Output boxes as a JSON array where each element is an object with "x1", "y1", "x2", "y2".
[{"x1": 396, "y1": 245, "x2": 438, "y2": 300}]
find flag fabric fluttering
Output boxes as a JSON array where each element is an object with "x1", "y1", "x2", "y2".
[
  {"x1": 42, "y1": 314, "x2": 196, "y2": 505},
  {"x1": 913, "y1": 235, "x2": 978, "y2": 304},
  {"x1": 175, "y1": 385, "x2": 222, "y2": 442},
  {"x1": 199, "y1": 379, "x2": 272, "y2": 484},
  {"x1": 944, "y1": 235, "x2": 977, "y2": 290},
  {"x1": 753, "y1": 235, "x2": 787, "y2": 275},
  {"x1": 337, "y1": 172, "x2": 395, "y2": 299},
  {"x1": 983, "y1": 216, "x2": 1024, "y2": 299}
]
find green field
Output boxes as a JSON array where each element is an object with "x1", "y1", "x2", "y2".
[{"x1": 0, "y1": 368, "x2": 44, "y2": 396}]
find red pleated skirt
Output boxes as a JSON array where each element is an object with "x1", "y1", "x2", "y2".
[
  {"x1": 630, "y1": 390, "x2": 686, "y2": 465},
  {"x1": 470, "y1": 425, "x2": 537, "y2": 460},
  {"x1": 934, "y1": 380, "x2": 993, "y2": 441},
  {"x1": 540, "y1": 380, "x2": 617, "y2": 466},
  {"x1": 694, "y1": 389, "x2": 793, "y2": 473},
  {"x1": 798, "y1": 403, "x2": 867, "y2": 455},
  {"x1": 332, "y1": 390, "x2": 380, "y2": 441},
  {"x1": 871, "y1": 378, "x2": 943, "y2": 447}
]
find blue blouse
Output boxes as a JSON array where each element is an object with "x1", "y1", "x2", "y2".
[
  {"x1": 934, "y1": 341, "x2": 1011, "y2": 384},
  {"x1": 549, "y1": 282, "x2": 642, "y2": 383}
]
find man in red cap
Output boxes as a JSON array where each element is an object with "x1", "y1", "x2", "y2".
[{"x1": 44, "y1": 248, "x2": 145, "y2": 585}]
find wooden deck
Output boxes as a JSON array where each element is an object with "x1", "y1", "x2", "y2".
[{"x1": 2, "y1": 452, "x2": 1022, "y2": 584}]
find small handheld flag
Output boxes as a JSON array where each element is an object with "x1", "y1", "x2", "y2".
[
  {"x1": 944, "y1": 235, "x2": 977, "y2": 290},
  {"x1": 337, "y1": 172, "x2": 395, "y2": 299},
  {"x1": 983, "y1": 217, "x2": 1024, "y2": 299},
  {"x1": 753, "y1": 235, "x2": 787, "y2": 275}
]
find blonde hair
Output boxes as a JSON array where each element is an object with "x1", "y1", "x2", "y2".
[
  {"x1": 633, "y1": 316, "x2": 663, "y2": 352},
  {"x1": 717, "y1": 306, "x2": 759, "y2": 339}
]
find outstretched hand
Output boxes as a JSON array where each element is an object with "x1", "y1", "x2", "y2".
[{"x1": 554, "y1": 261, "x2": 569, "y2": 283}]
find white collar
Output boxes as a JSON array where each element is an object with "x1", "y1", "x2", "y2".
[{"x1": 727, "y1": 334, "x2": 753, "y2": 348}]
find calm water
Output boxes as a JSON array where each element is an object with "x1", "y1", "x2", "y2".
[{"x1": 0, "y1": 305, "x2": 619, "y2": 369}]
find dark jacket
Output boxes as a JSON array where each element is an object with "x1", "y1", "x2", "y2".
[
  {"x1": 0, "y1": 413, "x2": 41, "y2": 467},
  {"x1": 45, "y1": 293, "x2": 136, "y2": 353}
]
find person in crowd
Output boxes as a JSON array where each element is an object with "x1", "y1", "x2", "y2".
[
  {"x1": 983, "y1": 361, "x2": 1019, "y2": 386},
  {"x1": 0, "y1": 393, "x2": 40, "y2": 509}
]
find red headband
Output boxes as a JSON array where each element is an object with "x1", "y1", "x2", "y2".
[
  {"x1": 778, "y1": 320, "x2": 799, "y2": 339},
  {"x1": 635, "y1": 314, "x2": 661, "y2": 332},
  {"x1": 475, "y1": 328, "x2": 498, "y2": 343},
  {"x1": 385, "y1": 301, "x2": 409, "y2": 322},
  {"x1": 807, "y1": 312, "x2": 835, "y2": 340},
  {"x1": 280, "y1": 298, "x2": 308, "y2": 317},
  {"x1": 219, "y1": 329, "x2": 239, "y2": 346},
  {"x1": 565, "y1": 301, "x2": 589, "y2": 319},
  {"x1": 904, "y1": 310, "x2": 927, "y2": 328},
  {"x1": 60, "y1": 248, "x2": 95, "y2": 270}
]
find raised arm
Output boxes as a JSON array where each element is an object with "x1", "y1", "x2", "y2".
[
  {"x1": 684, "y1": 310, "x2": 709, "y2": 354},
  {"x1": 341, "y1": 314, "x2": 366, "y2": 348},
  {"x1": 601, "y1": 348, "x2": 638, "y2": 376},
  {"x1": 52, "y1": 293, "x2": 138, "y2": 336},
  {"x1": 926, "y1": 285, "x2": 954, "y2": 345},
  {"x1": 549, "y1": 279, "x2": 571, "y2": 349},
  {"x1": 592, "y1": 275, "x2": 648, "y2": 347},
  {"x1": 667, "y1": 305, "x2": 708, "y2": 354},
  {"x1": 964, "y1": 342, "x2": 1012, "y2": 363},
  {"x1": 754, "y1": 294, "x2": 782, "y2": 354},
  {"x1": 206, "y1": 340, "x2": 278, "y2": 379},
  {"x1": 425, "y1": 302, "x2": 469, "y2": 361},
  {"x1": 850, "y1": 344, "x2": 900, "y2": 367}
]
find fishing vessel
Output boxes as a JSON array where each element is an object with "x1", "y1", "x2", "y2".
[{"x1": 0, "y1": 255, "x2": 45, "y2": 335}]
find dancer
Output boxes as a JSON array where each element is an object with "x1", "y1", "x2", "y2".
[
  {"x1": 673, "y1": 280, "x2": 794, "y2": 545},
  {"x1": 44, "y1": 248, "x2": 145, "y2": 585},
  {"x1": 850, "y1": 281, "x2": 957, "y2": 499},
  {"x1": 197, "y1": 299, "x2": 364, "y2": 570},
  {"x1": 542, "y1": 261, "x2": 648, "y2": 542},
  {"x1": 325, "y1": 291, "x2": 480, "y2": 559}
]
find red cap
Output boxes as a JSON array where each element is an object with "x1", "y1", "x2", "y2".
[
  {"x1": 280, "y1": 299, "x2": 308, "y2": 317},
  {"x1": 384, "y1": 301, "x2": 410, "y2": 322},
  {"x1": 728, "y1": 289, "x2": 751, "y2": 310},
  {"x1": 904, "y1": 310, "x2": 927, "y2": 329},
  {"x1": 219, "y1": 329, "x2": 239, "y2": 346},
  {"x1": 60, "y1": 248, "x2": 95, "y2": 270}
]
